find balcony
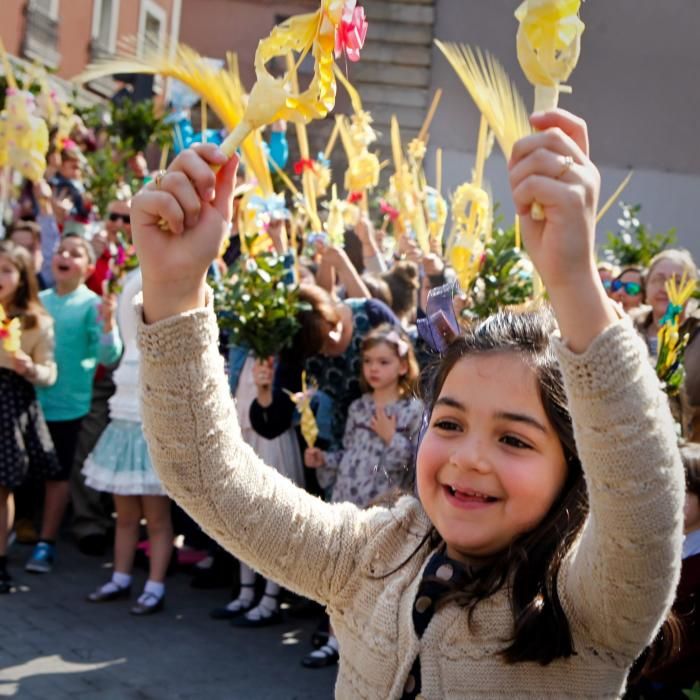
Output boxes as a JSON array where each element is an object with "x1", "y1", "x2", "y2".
[{"x1": 22, "y1": 5, "x2": 61, "y2": 69}]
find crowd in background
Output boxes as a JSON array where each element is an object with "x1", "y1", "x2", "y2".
[{"x1": 0, "y1": 112, "x2": 698, "y2": 697}]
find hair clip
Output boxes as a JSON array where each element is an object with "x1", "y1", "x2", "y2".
[
  {"x1": 416, "y1": 282, "x2": 461, "y2": 354},
  {"x1": 384, "y1": 330, "x2": 410, "y2": 358}
]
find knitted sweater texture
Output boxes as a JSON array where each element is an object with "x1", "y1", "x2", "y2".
[{"x1": 137, "y1": 298, "x2": 684, "y2": 699}]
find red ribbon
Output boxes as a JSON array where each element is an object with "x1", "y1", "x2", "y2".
[
  {"x1": 294, "y1": 158, "x2": 316, "y2": 175},
  {"x1": 380, "y1": 200, "x2": 400, "y2": 221},
  {"x1": 335, "y1": 5, "x2": 368, "y2": 63},
  {"x1": 347, "y1": 191, "x2": 364, "y2": 204}
]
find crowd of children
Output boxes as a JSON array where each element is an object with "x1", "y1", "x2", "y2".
[{"x1": 0, "y1": 105, "x2": 698, "y2": 698}]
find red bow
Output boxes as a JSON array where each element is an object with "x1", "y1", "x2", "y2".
[
  {"x1": 380, "y1": 200, "x2": 400, "y2": 221},
  {"x1": 294, "y1": 158, "x2": 316, "y2": 175},
  {"x1": 335, "y1": 5, "x2": 368, "y2": 63},
  {"x1": 347, "y1": 191, "x2": 364, "y2": 204}
]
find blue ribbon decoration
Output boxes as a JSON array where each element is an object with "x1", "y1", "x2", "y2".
[{"x1": 247, "y1": 194, "x2": 291, "y2": 221}]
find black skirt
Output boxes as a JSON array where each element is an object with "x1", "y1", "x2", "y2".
[{"x1": 0, "y1": 368, "x2": 61, "y2": 489}]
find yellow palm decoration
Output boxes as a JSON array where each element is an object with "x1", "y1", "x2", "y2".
[
  {"x1": 656, "y1": 273, "x2": 697, "y2": 396},
  {"x1": 334, "y1": 66, "x2": 380, "y2": 206},
  {"x1": 286, "y1": 372, "x2": 319, "y2": 448},
  {"x1": 446, "y1": 116, "x2": 493, "y2": 291},
  {"x1": 0, "y1": 303, "x2": 21, "y2": 355},
  {"x1": 436, "y1": 41, "x2": 531, "y2": 164},
  {"x1": 76, "y1": 43, "x2": 273, "y2": 195}
]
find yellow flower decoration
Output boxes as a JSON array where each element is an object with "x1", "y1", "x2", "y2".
[
  {"x1": 219, "y1": 0, "x2": 348, "y2": 161},
  {"x1": 447, "y1": 183, "x2": 492, "y2": 290},
  {"x1": 515, "y1": 0, "x2": 584, "y2": 109}
]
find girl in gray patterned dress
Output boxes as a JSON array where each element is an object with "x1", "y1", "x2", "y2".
[
  {"x1": 305, "y1": 324, "x2": 423, "y2": 508},
  {"x1": 303, "y1": 324, "x2": 423, "y2": 666}
]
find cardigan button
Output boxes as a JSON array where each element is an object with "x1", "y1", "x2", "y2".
[
  {"x1": 415, "y1": 595, "x2": 432, "y2": 614},
  {"x1": 435, "y1": 563, "x2": 454, "y2": 581}
]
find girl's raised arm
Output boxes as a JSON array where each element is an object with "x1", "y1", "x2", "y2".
[
  {"x1": 131, "y1": 145, "x2": 374, "y2": 606},
  {"x1": 508, "y1": 110, "x2": 684, "y2": 657}
]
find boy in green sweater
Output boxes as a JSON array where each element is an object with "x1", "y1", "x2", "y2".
[{"x1": 27, "y1": 234, "x2": 122, "y2": 573}]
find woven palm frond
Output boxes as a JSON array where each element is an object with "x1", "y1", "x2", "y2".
[{"x1": 435, "y1": 40, "x2": 531, "y2": 159}]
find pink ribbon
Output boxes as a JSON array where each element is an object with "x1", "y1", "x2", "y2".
[
  {"x1": 335, "y1": 5, "x2": 368, "y2": 63},
  {"x1": 380, "y1": 200, "x2": 400, "y2": 221}
]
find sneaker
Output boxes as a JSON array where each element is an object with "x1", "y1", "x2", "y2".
[{"x1": 25, "y1": 542, "x2": 56, "y2": 573}]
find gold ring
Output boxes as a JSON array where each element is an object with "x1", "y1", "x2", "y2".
[
  {"x1": 154, "y1": 170, "x2": 166, "y2": 189},
  {"x1": 557, "y1": 155, "x2": 575, "y2": 179}
]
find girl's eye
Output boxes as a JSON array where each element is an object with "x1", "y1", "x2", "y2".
[
  {"x1": 433, "y1": 419, "x2": 461, "y2": 432},
  {"x1": 500, "y1": 435, "x2": 532, "y2": 450}
]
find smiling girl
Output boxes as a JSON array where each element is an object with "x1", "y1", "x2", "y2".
[{"x1": 130, "y1": 110, "x2": 684, "y2": 698}]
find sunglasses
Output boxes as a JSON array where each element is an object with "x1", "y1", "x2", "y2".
[
  {"x1": 108, "y1": 212, "x2": 131, "y2": 224},
  {"x1": 611, "y1": 279, "x2": 642, "y2": 296}
]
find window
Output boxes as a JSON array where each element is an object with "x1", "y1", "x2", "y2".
[
  {"x1": 28, "y1": 0, "x2": 59, "y2": 20},
  {"x1": 23, "y1": 0, "x2": 60, "y2": 68},
  {"x1": 138, "y1": 0, "x2": 167, "y2": 56},
  {"x1": 91, "y1": 0, "x2": 120, "y2": 55}
]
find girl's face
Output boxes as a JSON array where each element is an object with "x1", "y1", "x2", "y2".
[
  {"x1": 416, "y1": 352, "x2": 567, "y2": 562},
  {"x1": 362, "y1": 342, "x2": 406, "y2": 392},
  {"x1": 0, "y1": 254, "x2": 21, "y2": 307}
]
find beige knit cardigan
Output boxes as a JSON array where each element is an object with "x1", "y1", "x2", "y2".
[{"x1": 137, "y1": 297, "x2": 684, "y2": 699}]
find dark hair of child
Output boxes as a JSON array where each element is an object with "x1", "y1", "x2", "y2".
[
  {"x1": 284, "y1": 284, "x2": 341, "y2": 362},
  {"x1": 0, "y1": 240, "x2": 46, "y2": 330},
  {"x1": 382, "y1": 261, "x2": 419, "y2": 321},
  {"x1": 359, "y1": 323, "x2": 419, "y2": 398},
  {"x1": 361, "y1": 273, "x2": 393, "y2": 308}
]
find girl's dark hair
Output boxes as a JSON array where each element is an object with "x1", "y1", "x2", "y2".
[
  {"x1": 421, "y1": 306, "x2": 588, "y2": 665},
  {"x1": 0, "y1": 240, "x2": 45, "y2": 330},
  {"x1": 382, "y1": 261, "x2": 419, "y2": 321},
  {"x1": 359, "y1": 323, "x2": 419, "y2": 398},
  {"x1": 361, "y1": 272, "x2": 393, "y2": 308},
  {"x1": 284, "y1": 284, "x2": 341, "y2": 362}
]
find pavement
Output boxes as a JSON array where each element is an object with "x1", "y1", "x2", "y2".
[{"x1": 0, "y1": 541, "x2": 336, "y2": 699}]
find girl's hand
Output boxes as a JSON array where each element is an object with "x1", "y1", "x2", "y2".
[
  {"x1": 509, "y1": 109, "x2": 599, "y2": 290},
  {"x1": 12, "y1": 350, "x2": 36, "y2": 380},
  {"x1": 304, "y1": 447, "x2": 325, "y2": 468},
  {"x1": 130, "y1": 145, "x2": 239, "y2": 323},
  {"x1": 371, "y1": 408, "x2": 397, "y2": 445},
  {"x1": 509, "y1": 110, "x2": 617, "y2": 351},
  {"x1": 100, "y1": 293, "x2": 117, "y2": 333}
]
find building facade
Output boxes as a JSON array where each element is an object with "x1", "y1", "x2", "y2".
[{"x1": 0, "y1": 0, "x2": 182, "y2": 97}]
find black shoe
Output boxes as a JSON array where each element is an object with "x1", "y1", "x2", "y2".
[
  {"x1": 210, "y1": 584, "x2": 255, "y2": 619},
  {"x1": 301, "y1": 643, "x2": 339, "y2": 668},
  {"x1": 77, "y1": 534, "x2": 109, "y2": 557},
  {"x1": 130, "y1": 593, "x2": 164, "y2": 616},
  {"x1": 87, "y1": 583, "x2": 131, "y2": 603},
  {"x1": 230, "y1": 608, "x2": 284, "y2": 628},
  {"x1": 230, "y1": 593, "x2": 283, "y2": 628}
]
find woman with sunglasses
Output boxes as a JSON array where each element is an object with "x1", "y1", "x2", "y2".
[{"x1": 611, "y1": 266, "x2": 644, "y2": 312}]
